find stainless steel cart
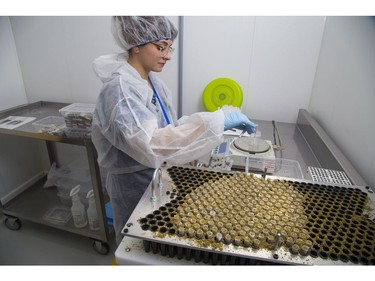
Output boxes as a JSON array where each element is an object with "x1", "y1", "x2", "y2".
[{"x1": 0, "y1": 101, "x2": 110, "y2": 254}]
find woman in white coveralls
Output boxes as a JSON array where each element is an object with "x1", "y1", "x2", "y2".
[{"x1": 92, "y1": 16, "x2": 257, "y2": 244}]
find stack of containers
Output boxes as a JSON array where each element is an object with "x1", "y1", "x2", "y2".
[{"x1": 59, "y1": 103, "x2": 95, "y2": 131}]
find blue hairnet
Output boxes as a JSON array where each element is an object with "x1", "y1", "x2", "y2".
[{"x1": 112, "y1": 16, "x2": 178, "y2": 51}]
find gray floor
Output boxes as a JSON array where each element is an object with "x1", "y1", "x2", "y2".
[{"x1": 0, "y1": 212, "x2": 117, "y2": 265}]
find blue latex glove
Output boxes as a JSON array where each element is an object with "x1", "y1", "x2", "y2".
[{"x1": 224, "y1": 111, "x2": 257, "y2": 134}]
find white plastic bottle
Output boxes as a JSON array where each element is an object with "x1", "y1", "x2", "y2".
[
  {"x1": 70, "y1": 185, "x2": 87, "y2": 228},
  {"x1": 86, "y1": 190, "x2": 100, "y2": 231}
]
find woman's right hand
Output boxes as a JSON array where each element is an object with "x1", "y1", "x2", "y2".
[{"x1": 224, "y1": 111, "x2": 257, "y2": 134}]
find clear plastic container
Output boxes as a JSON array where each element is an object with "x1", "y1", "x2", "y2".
[
  {"x1": 43, "y1": 206, "x2": 72, "y2": 225},
  {"x1": 32, "y1": 116, "x2": 65, "y2": 131},
  {"x1": 271, "y1": 158, "x2": 303, "y2": 179},
  {"x1": 59, "y1": 103, "x2": 95, "y2": 129}
]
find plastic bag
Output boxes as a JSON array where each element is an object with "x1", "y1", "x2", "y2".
[{"x1": 43, "y1": 162, "x2": 58, "y2": 188}]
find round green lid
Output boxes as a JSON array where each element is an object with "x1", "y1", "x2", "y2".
[{"x1": 202, "y1": 78, "x2": 243, "y2": 112}]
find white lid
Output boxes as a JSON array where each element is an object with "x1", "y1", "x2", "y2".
[{"x1": 59, "y1": 103, "x2": 95, "y2": 115}]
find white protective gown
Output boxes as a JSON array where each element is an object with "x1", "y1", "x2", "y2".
[{"x1": 92, "y1": 54, "x2": 225, "y2": 243}]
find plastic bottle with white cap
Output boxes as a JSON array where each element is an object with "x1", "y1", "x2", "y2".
[
  {"x1": 86, "y1": 190, "x2": 100, "y2": 231},
  {"x1": 70, "y1": 185, "x2": 87, "y2": 228}
]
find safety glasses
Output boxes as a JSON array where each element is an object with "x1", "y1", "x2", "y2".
[{"x1": 150, "y1": 42, "x2": 175, "y2": 56}]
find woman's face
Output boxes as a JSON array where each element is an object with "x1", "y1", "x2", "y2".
[{"x1": 137, "y1": 39, "x2": 174, "y2": 73}]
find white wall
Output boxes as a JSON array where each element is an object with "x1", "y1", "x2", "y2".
[
  {"x1": 9, "y1": 16, "x2": 179, "y2": 110},
  {"x1": 0, "y1": 17, "x2": 45, "y2": 203},
  {"x1": 0, "y1": 135, "x2": 46, "y2": 204},
  {"x1": 309, "y1": 16, "x2": 375, "y2": 188},
  {"x1": 182, "y1": 16, "x2": 325, "y2": 123},
  {"x1": 182, "y1": 16, "x2": 255, "y2": 115},
  {"x1": 10, "y1": 16, "x2": 107, "y2": 104},
  {"x1": 0, "y1": 17, "x2": 27, "y2": 111},
  {"x1": 246, "y1": 17, "x2": 325, "y2": 122}
]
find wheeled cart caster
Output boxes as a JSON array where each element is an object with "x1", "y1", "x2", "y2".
[
  {"x1": 5, "y1": 217, "x2": 22, "y2": 231},
  {"x1": 92, "y1": 239, "x2": 110, "y2": 255}
]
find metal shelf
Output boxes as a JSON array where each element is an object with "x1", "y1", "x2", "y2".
[
  {"x1": 0, "y1": 101, "x2": 110, "y2": 251},
  {"x1": 3, "y1": 176, "x2": 104, "y2": 240},
  {"x1": 0, "y1": 101, "x2": 85, "y2": 145}
]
